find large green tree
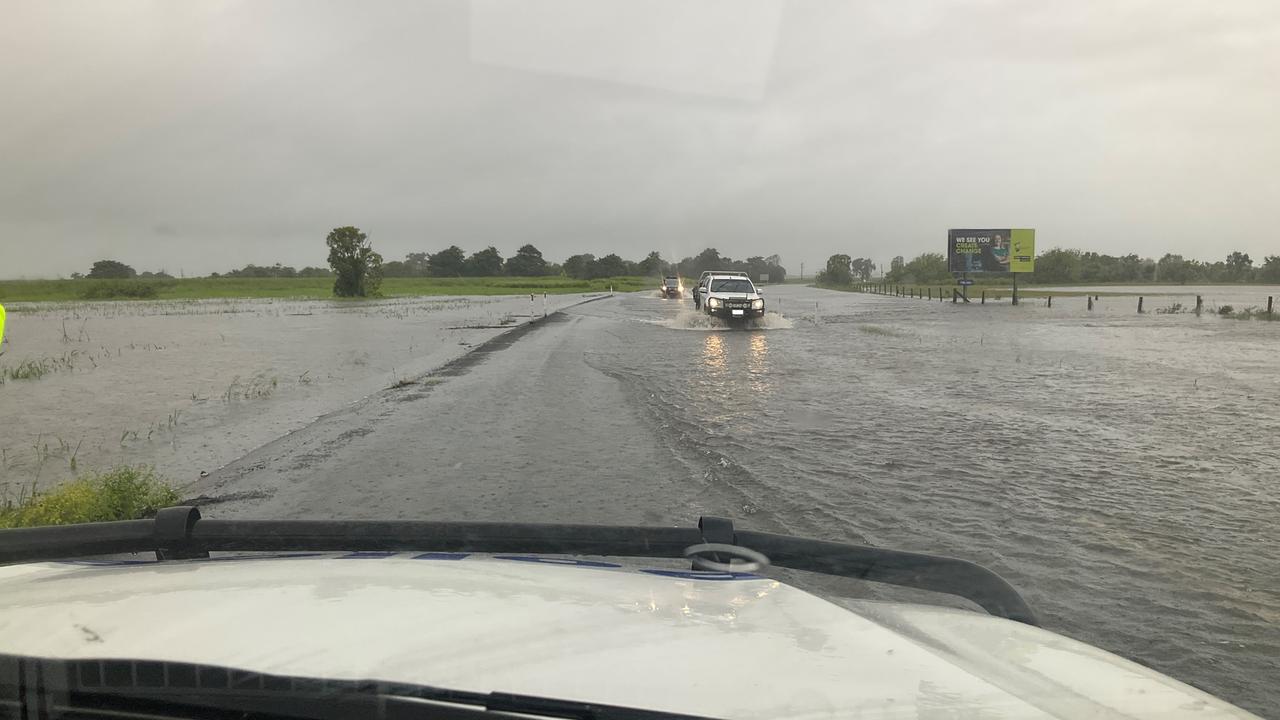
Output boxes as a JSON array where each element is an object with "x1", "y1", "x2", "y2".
[
  {"x1": 462, "y1": 246, "x2": 504, "y2": 276},
  {"x1": 850, "y1": 258, "x2": 875, "y2": 282},
  {"x1": 1032, "y1": 248, "x2": 1082, "y2": 283},
  {"x1": 901, "y1": 253, "x2": 950, "y2": 283},
  {"x1": 1157, "y1": 254, "x2": 1189, "y2": 284},
  {"x1": 593, "y1": 253, "x2": 629, "y2": 278},
  {"x1": 563, "y1": 254, "x2": 596, "y2": 280},
  {"x1": 1225, "y1": 251, "x2": 1253, "y2": 281},
  {"x1": 1259, "y1": 255, "x2": 1280, "y2": 283},
  {"x1": 818, "y1": 254, "x2": 853, "y2": 286},
  {"x1": 637, "y1": 251, "x2": 666, "y2": 277},
  {"x1": 505, "y1": 244, "x2": 548, "y2": 276},
  {"x1": 428, "y1": 246, "x2": 466, "y2": 277},
  {"x1": 404, "y1": 252, "x2": 430, "y2": 276},
  {"x1": 87, "y1": 260, "x2": 136, "y2": 279},
  {"x1": 885, "y1": 256, "x2": 905, "y2": 282},
  {"x1": 325, "y1": 226, "x2": 383, "y2": 297}
]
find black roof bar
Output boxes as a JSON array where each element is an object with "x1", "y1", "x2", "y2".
[{"x1": 0, "y1": 507, "x2": 1038, "y2": 626}]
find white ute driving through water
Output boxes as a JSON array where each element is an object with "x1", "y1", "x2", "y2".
[
  {"x1": 698, "y1": 275, "x2": 766, "y2": 321},
  {"x1": 0, "y1": 509, "x2": 1259, "y2": 719}
]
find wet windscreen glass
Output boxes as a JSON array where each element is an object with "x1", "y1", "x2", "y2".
[
  {"x1": 710, "y1": 279, "x2": 754, "y2": 293},
  {"x1": 1, "y1": 1, "x2": 1276, "y2": 718}
]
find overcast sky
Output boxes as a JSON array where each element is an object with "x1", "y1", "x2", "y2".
[{"x1": 2, "y1": 0, "x2": 1278, "y2": 278}]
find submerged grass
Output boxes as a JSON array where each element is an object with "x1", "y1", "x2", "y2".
[
  {"x1": 0, "y1": 465, "x2": 179, "y2": 528},
  {"x1": 1218, "y1": 306, "x2": 1280, "y2": 321},
  {"x1": 855, "y1": 324, "x2": 902, "y2": 336},
  {"x1": 0, "y1": 276, "x2": 650, "y2": 302},
  {"x1": 0, "y1": 351, "x2": 81, "y2": 384}
]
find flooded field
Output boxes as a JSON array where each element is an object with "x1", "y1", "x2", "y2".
[
  {"x1": 0, "y1": 294, "x2": 588, "y2": 494},
  {"x1": 875, "y1": 283, "x2": 1280, "y2": 318},
  {"x1": 1032, "y1": 284, "x2": 1280, "y2": 307},
  {"x1": 4, "y1": 285, "x2": 1278, "y2": 715}
]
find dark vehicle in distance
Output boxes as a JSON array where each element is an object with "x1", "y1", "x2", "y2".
[{"x1": 660, "y1": 276, "x2": 682, "y2": 299}]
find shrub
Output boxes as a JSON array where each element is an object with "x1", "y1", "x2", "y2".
[
  {"x1": 79, "y1": 281, "x2": 161, "y2": 300},
  {"x1": 0, "y1": 466, "x2": 180, "y2": 528}
]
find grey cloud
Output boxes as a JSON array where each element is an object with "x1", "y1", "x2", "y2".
[{"x1": 1, "y1": 0, "x2": 1277, "y2": 278}]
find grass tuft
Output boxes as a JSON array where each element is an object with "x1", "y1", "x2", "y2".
[
  {"x1": 0, "y1": 466, "x2": 180, "y2": 528},
  {"x1": 1, "y1": 352, "x2": 81, "y2": 383}
]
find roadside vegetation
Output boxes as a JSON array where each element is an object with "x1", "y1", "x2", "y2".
[
  {"x1": 0, "y1": 276, "x2": 655, "y2": 303},
  {"x1": 1153, "y1": 302, "x2": 1280, "y2": 321},
  {"x1": 815, "y1": 250, "x2": 1280, "y2": 288},
  {"x1": 0, "y1": 465, "x2": 178, "y2": 528},
  {"x1": 1, "y1": 237, "x2": 788, "y2": 301}
]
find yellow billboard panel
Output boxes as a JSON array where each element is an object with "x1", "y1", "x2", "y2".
[{"x1": 1009, "y1": 229, "x2": 1036, "y2": 273}]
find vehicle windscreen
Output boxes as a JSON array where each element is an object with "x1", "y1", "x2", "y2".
[
  {"x1": 710, "y1": 279, "x2": 754, "y2": 293},
  {"x1": 2, "y1": 1, "x2": 1276, "y2": 717}
]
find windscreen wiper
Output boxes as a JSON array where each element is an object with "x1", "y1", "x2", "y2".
[
  {"x1": 0, "y1": 508, "x2": 1038, "y2": 625},
  {"x1": 0, "y1": 653, "x2": 716, "y2": 720}
]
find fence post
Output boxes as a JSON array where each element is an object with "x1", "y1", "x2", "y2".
[
  {"x1": 1047, "y1": 296, "x2": 1052, "y2": 308},
  {"x1": 1138, "y1": 296, "x2": 1144, "y2": 314},
  {"x1": 1087, "y1": 296, "x2": 1093, "y2": 311},
  {"x1": 1196, "y1": 295, "x2": 1203, "y2": 315},
  {"x1": 1269, "y1": 296, "x2": 1274, "y2": 318},
  {"x1": 981, "y1": 290, "x2": 986, "y2": 304}
]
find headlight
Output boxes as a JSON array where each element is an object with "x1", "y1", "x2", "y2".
[
  {"x1": 708, "y1": 298, "x2": 722, "y2": 308},
  {"x1": 751, "y1": 298, "x2": 764, "y2": 309}
]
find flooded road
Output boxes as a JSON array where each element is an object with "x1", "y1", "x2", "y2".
[
  {"x1": 191, "y1": 285, "x2": 1279, "y2": 716},
  {"x1": 0, "y1": 294, "x2": 587, "y2": 492}
]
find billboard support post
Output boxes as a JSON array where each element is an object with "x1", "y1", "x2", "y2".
[{"x1": 1012, "y1": 274, "x2": 1019, "y2": 306}]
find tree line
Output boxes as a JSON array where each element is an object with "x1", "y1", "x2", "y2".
[
  {"x1": 818, "y1": 250, "x2": 1280, "y2": 286},
  {"x1": 73, "y1": 259, "x2": 333, "y2": 280},
  {"x1": 377, "y1": 245, "x2": 787, "y2": 283},
  {"x1": 74, "y1": 225, "x2": 789, "y2": 300}
]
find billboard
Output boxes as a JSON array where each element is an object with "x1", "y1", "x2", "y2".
[{"x1": 948, "y1": 229, "x2": 1035, "y2": 273}]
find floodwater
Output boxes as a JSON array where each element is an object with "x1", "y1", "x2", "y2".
[
  {"x1": 0, "y1": 294, "x2": 586, "y2": 492},
  {"x1": 1033, "y1": 284, "x2": 1280, "y2": 309},
  {"x1": 586, "y1": 286, "x2": 1280, "y2": 716},
  {"x1": 5, "y1": 285, "x2": 1280, "y2": 715},
  {"x1": 885, "y1": 283, "x2": 1280, "y2": 318}
]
